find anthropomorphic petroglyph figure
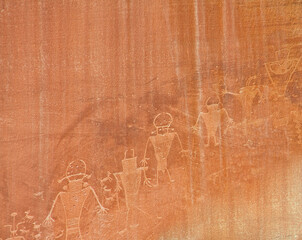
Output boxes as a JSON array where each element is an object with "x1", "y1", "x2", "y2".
[
  {"x1": 99, "y1": 171, "x2": 115, "y2": 207},
  {"x1": 114, "y1": 150, "x2": 148, "y2": 229},
  {"x1": 192, "y1": 97, "x2": 233, "y2": 147},
  {"x1": 238, "y1": 76, "x2": 264, "y2": 120},
  {"x1": 43, "y1": 160, "x2": 107, "y2": 240},
  {"x1": 223, "y1": 76, "x2": 264, "y2": 120},
  {"x1": 141, "y1": 113, "x2": 187, "y2": 186},
  {"x1": 222, "y1": 76, "x2": 265, "y2": 135},
  {"x1": 265, "y1": 48, "x2": 301, "y2": 96}
]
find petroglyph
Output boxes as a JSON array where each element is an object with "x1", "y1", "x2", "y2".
[
  {"x1": 43, "y1": 160, "x2": 107, "y2": 240},
  {"x1": 1, "y1": 211, "x2": 40, "y2": 240},
  {"x1": 192, "y1": 97, "x2": 233, "y2": 146},
  {"x1": 265, "y1": 48, "x2": 301, "y2": 96},
  {"x1": 114, "y1": 150, "x2": 148, "y2": 229},
  {"x1": 141, "y1": 113, "x2": 187, "y2": 185}
]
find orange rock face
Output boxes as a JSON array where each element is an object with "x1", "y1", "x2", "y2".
[{"x1": 0, "y1": 0, "x2": 302, "y2": 239}]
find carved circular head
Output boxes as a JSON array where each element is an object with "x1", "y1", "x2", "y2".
[
  {"x1": 206, "y1": 96, "x2": 220, "y2": 111},
  {"x1": 246, "y1": 75, "x2": 258, "y2": 86},
  {"x1": 11, "y1": 212, "x2": 17, "y2": 217},
  {"x1": 153, "y1": 112, "x2": 173, "y2": 128},
  {"x1": 206, "y1": 96, "x2": 220, "y2": 106},
  {"x1": 65, "y1": 160, "x2": 87, "y2": 180}
]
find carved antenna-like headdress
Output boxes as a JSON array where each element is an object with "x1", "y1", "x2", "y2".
[{"x1": 121, "y1": 149, "x2": 138, "y2": 174}]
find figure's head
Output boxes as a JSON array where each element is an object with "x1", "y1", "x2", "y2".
[
  {"x1": 206, "y1": 97, "x2": 220, "y2": 111},
  {"x1": 153, "y1": 112, "x2": 173, "y2": 135},
  {"x1": 58, "y1": 160, "x2": 90, "y2": 191},
  {"x1": 65, "y1": 160, "x2": 87, "y2": 181},
  {"x1": 58, "y1": 159, "x2": 89, "y2": 185},
  {"x1": 246, "y1": 75, "x2": 258, "y2": 88},
  {"x1": 275, "y1": 48, "x2": 290, "y2": 61}
]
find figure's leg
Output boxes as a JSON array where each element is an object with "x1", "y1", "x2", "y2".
[
  {"x1": 154, "y1": 169, "x2": 159, "y2": 186},
  {"x1": 214, "y1": 135, "x2": 219, "y2": 146},
  {"x1": 243, "y1": 117, "x2": 248, "y2": 136},
  {"x1": 205, "y1": 134, "x2": 210, "y2": 147},
  {"x1": 214, "y1": 131, "x2": 221, "y2": 146},
  {"x1": 129, "y1": 206, "x2": 139, "y2": 229},
  {"x1": 118, "y1": 207, "x2": 130, "y2": 235},
  {"x1": 126, "y1": 207, "x2": 130, "y2": 227},
  {"x1": 166, "y1": 169, "x2": 175, "y2": 183},
  {"x1": 66, "y1": 231, "x2": 82, "y2": 240}
]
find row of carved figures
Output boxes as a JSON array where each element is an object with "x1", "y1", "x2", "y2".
[
  {"x1": 3, "y1": 104, "x2": 301, "y2": 239},
  {"x1": 2, "y1": 44, "x2": 302, "y2": 239}
]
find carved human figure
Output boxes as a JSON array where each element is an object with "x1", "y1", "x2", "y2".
[
  {"x1": 222, "y1": 76, "x2": 264, "y2": 122},
  {"x1": 43, "y1": 160, "x2": 107, "y2": 240},
  {"x1": 238, "y1": 76, "x2": 264, "y2": 120},
  {"x1": 193, "y1": 97, "x2": 233, "y2": 147},
  {"x1": 114, "y1": 150, "x2": 148, "y2": 229},
  {"x1": 141, "y1": 113, "x2": 187, "y2": 186},
  {"x1": 265, "y1": 48, "x2": 301, "y2": 96},
  {"x1": 98, "y1": 171, "x2": 117, "y2": 209}
]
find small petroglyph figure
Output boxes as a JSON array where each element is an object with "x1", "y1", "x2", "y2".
[
  {"x1": 238, "y1": 76, "x2": 264, "y2": 121},
  {"x1": 192, "y1": 97, "x2": 233, "y2": 147},
  {"x1": 223, "y1": 76, "x2": 264, "y2": 119},
  {"x1": 222, "y1": 76, "x2": 264, "y2": 135},
  {"x1": 114, "y1": 150, "x2": 148, "y2": 229},
  {"x1": 43, "y1": 160, "x2": 107, "y2": 240},
  {"x1": 141, "y1": 113, "x2": 187, "y2": 186},
  {"x1": 3, "y1": 210, "x2": 41, "y2": 240},
  {"x1": 33, "y1": 191, "x2": 44, "y2": 201},
  {"x1": 98, "y1": 171, "x2": 114, "y2": 206},
  {"x1": 3, "y1": 212, "x2": 25, "y2": 240},
  {"x1": 265, "y1": 48, "x2": 301, "y2": 96}
]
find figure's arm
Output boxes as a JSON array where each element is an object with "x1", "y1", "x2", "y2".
[
  {"x1": 175, "y1": 132, "x2": 184, "y2": 150},
  {"x1": 175, "y1": 132, "x2": 189, "y2": 157},
  {"x1": 140, "y1": 137, "x2": 150, "y2": 167},
  {"x1": 193, "y1": 112, "x2": 202, "y2": 128},
  {"x1": 42, "y1": 193, "x2": 60, "y2": 227},
  {"x1": 89, "y1": 187, "x2": 108, "y2": 214},
  {"x1": 100, "y1": 171, "x2": 112, "y2": 184},
  {"x1": 141, "y1": 165, "x2": 152, "y2": 187},
  {"x1": 224, "y1": 89, "x2": 240, "y2": 97},
  {"x1": 137, "y1": 166, "x2": 151, "y2": 188},
  {"x1": 220, "y1": 108, "x2": 234, "y2": 134},
  {"x1": 221, "y1": 108, "x2": 233, "y2": 123},
  {"x1": 257, "y1": 88, "x2": 263, "y2": 103},
  {"x1": 140, "y1": 138, "x2": 153, "y2": 187},
  {"x1": 113, "y1": 173, "x2": 123, "y2": 193}
]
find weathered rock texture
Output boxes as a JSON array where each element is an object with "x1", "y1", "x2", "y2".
[{"x1": 0, "y1": 0, "x2": 302, "y2": 239}]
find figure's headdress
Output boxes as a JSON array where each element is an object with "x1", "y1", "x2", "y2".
[{"x1": 121, "y1": 149, "x2": 137, "y2": 174}]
